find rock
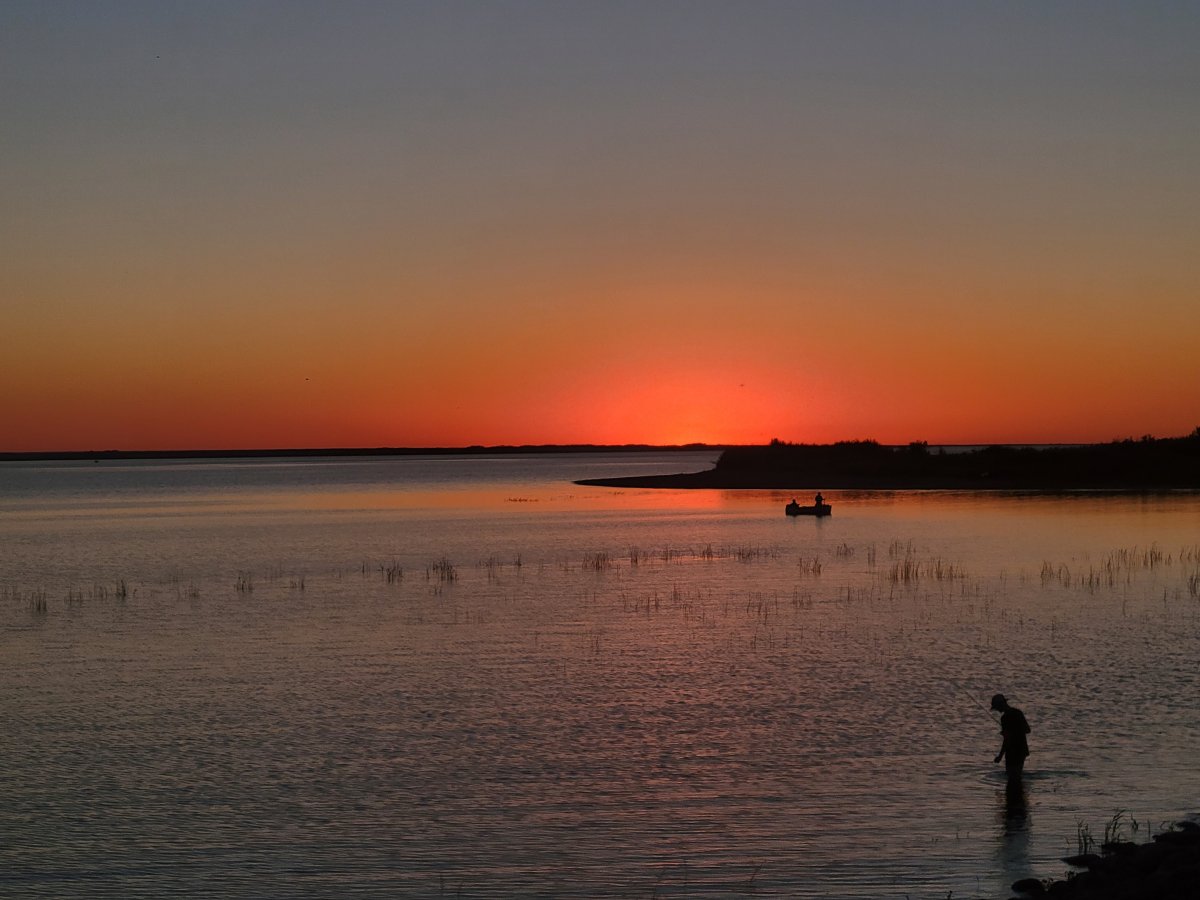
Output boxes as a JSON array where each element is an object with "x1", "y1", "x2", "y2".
[
  {"x1": 1154, "y1": 829, "x2": 1200, "y2": 846},
  {"x1": 1012, "y1": 876, "x2": 1047, "y2": 894},
  {"x1": 1023, "y1": 820, "x2": 1200, "y2": 898}
]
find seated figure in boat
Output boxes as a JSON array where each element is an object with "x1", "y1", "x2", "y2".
[{"x1": 786, "y1": 493, "x2": 831, "y2": 516}]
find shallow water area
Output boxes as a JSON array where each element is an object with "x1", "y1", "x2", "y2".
[{"x1": 2, "y1": 454, "x2": 1199, "y2": 898}]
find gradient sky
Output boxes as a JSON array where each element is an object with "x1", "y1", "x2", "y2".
[{"x1": 3, "y1": 1, "x2": 1198, "y2": 450}]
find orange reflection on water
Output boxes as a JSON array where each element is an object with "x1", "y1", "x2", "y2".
[{"x1": 293, "y1": 485, "x2": 740, "y2": 514}]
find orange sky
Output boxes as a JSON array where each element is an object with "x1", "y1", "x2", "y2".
[{"x1": 3, "y1": 4, "x2": 1198, "y2": 451}]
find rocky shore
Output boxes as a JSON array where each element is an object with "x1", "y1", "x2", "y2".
[{"x1": 1009, "y1": 821, "x2": 1200, "y2": 899}]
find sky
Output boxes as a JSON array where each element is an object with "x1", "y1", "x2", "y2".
[{"x1": 3, "y1": 1, "x2": 1198, "y2": 451}]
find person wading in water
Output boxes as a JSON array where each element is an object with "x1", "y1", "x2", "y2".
[{"x1": 991, "y1": 694, "x2": 1031, "y2": 779}]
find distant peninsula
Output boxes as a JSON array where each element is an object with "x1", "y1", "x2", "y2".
[{"x1": 576, "y1": 431, "x2": 1200, "y2": 490}]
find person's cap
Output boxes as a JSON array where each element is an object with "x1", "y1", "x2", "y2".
[{"x1": 990, "y1": 693, "x2": 1006, "y2": 710}]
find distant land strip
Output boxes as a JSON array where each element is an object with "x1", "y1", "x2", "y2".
[
  {"x1": 576, "y1": 431, "x2": 1200, "y2": 490},
  {"x1": 0, "y1": 443, "x2": 725, "y2": 462}
]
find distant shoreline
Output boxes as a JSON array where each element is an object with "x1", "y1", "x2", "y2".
[
  {"x1": 0, "y1": 444, "x2": 727, "y2": 463},
  {"x1": 5, "y1": 436, "x2": 1198, "y2": 492},
  {"x1": 0, "y1": 441, "x2": 1119, "y2": 464}
]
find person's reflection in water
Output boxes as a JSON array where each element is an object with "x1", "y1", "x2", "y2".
[
  {"x1": 995, "y1": 774, "x2": 1031, "y2": 890},
  {"x1": 1003, "y1": 776, "x2": 1029, "y2": 832}
]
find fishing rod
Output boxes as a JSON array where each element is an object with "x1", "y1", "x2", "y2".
[
  {"x1": 949, "y1": 679, "x2": 1000, "y2": 720},
  {"x1": 965, "y1": 686, "x2": 995, "y2": 715},
  {"x1": 926, "y1": 642, "x2": 1002, "y2": 720}
]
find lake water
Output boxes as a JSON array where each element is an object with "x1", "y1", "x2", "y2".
[{"x1": 2, "y1": 453, "x2": 1198, "y2": 899}]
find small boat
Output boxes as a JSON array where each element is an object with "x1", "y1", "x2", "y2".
[{"x1": 785, "y1": 495, "x2": 831, "y2": 517}]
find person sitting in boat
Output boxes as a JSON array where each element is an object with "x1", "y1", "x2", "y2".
[{"x1": 814, "y1": 492, "x2": 824, "y2": 506}]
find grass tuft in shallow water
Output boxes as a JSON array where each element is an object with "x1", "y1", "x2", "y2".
[
  {"x1": 1076, "y1": 820, "x2": 1096, "y2": 855},
  {"x1": 428, "y1": 557, "x2": 457, "y2": 582},
  {"x1": 382, "y1": 561, "x2": 403, "y2": 584},
  {"x1": 583, "y1": 551, "x2": 613, "y2": 571}
]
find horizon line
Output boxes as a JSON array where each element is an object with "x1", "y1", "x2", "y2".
[{"x1": 0, "y1": 438, "x2": 1138, "y2": 462}]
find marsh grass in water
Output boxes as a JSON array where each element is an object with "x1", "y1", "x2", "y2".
[
  {"x1": 427, "y1": 557, "x2": 458, "y2": 582},
  {"x1": 888, "y1": 554, "x2": 964, "y2": 584},
  {"x1": 5, "y1": 520, "x2": 1200, "y2": 897},
  {"x1": 5, "y1": 456, "x2": 1199, "y2": 900},
  {"x1": 173, "y1": 534, "x2": 1195, "y2": 634},
  {"x1": 382, "y1": 561, "x2": 404, "y2": 584}
]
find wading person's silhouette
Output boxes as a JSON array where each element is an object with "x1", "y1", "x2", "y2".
[{"x1": 991, "y1": 694, "x2": 1030, "y2": 779}]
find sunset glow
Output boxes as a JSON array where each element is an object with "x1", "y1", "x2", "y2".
[{"x1": 3, "y1": 3, "x2": 1198, "y2": 452}]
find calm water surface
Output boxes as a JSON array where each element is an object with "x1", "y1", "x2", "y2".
[{"x1": 2, "y1": 453, "x2": 1199, "y2": 898}]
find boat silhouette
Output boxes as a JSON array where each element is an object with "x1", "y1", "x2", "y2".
[{"x1": 785, "y1": 494, "x2": 831, "y2": 517}]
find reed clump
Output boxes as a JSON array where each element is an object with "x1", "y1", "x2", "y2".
[
  {"x1": 583, "y1": 551, "x2": 613, "y2": 571},
  {"x1": 1040, "y1": 561, "x2": 1072, "y2": 587},
  {"x1": 618, "y1": 591, "x2": 661, "y2": 614},
  {"x1": 734, "y1": 545, "x2": 777, "y2": 562},
  {"x1": 1076, "y1": 819, "x2": 1096, "y2": 855},
  {"x1": 5, "y1": 587, "x2": 51, "y2": 613},
  {"x1": 481, "y1": 555, "x2": 501, "y2": 581},
  {"x1": 1103, "y1": 809, "x2": 1130, "y2": 846},
  {"x1": 1039, "y1": 544, "x2": 1198, "y2": 595},
  {"x1": 3, "y1": 586, "x2": 50, "y2": 612},
  {"x1": 176, "y1": 582, "x2": 201, "y2": 600},
  {"x1": 427, "y1": 557, "x2": 457, "y2": 582},
  {"x1": 30, "y1": 589, "x2": 48, "y2": 614},
  {"x1": 745, "y1": 592, "x2": 781, "y2": 623},
  {"x1": 888, "y1": 554, "x2": 963, "y2": 584}
]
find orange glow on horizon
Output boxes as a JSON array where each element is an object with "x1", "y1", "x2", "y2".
[
  {"x1": 4, "y1": 267, "x2": 1199, "y2": 452},
  {"x1": 5, "y1": 6, "x2": 1199, "y2": 454},
  {"x1": 4, "y1": 326, "x2": 1196, "y2": 453}
]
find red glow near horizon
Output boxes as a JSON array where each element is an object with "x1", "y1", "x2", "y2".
[{"x1": 4, "y1": 6, "x2": 1199, "y2": 454}]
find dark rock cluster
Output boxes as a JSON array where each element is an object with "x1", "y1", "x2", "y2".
[{"x1": 1009, "y1": 822, "x2": 1200, "y2": 899}]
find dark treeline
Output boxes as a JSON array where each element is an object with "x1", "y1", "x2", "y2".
[
  {"x1": 717, "y1": 431, "x2": 1200, "y2": 488},
  {"x1": 578, "y1": 430, "x2": 1200, "y2": 489}
]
